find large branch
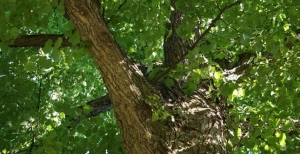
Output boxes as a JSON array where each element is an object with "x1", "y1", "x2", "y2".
[
  {"x1": 85, "y1": 94, "x2": 112, "y2": 117},
  {"x1": 6, "y1": 34, "x2": 70, "y2": 47},
  {"x1": 66, "y1": 95, "x2": 112, "y2": 129}
]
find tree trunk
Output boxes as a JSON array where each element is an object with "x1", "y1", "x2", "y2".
[{"x1": 64, "y1": 0, "x2": 229, "y2": 153}]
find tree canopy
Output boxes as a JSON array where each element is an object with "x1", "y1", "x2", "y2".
[{"x1": 0, "y1": 0, "x2": 300, "y2": 153}]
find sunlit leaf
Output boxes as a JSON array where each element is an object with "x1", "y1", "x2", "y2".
[
  {"x1": 213, "y1": 71, "x2": 223, "y2": 87},
  {"x1": 59, "y1": 112, "x2": 65, "y2": 119},
  {"x1": 279, "y1": 133, "x2": 286, "y2": 147},
  {"x1": 282, "y1": 121, "x2": 293, "y2": 131},
  {"x1": 152, "y1": 112, "x2": 159, "y2": 122}
]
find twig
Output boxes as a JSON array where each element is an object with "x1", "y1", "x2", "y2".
[
  {"x1": 189, "y1": 1, "x2": 241, "y2": 50},
  {"x1": 220, "y1": 19, "x2": 240, "y2": 33},
  {"x1": 28, "y1": 124, "x2": 36, "y2": 153},
  {"x1": 106, "y1": 0, "x2": 128, "y2": 24},
  {"x1": 102, "y1": 0, "x2": 105, "y2": 18}
]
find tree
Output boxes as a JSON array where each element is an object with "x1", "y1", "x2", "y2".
[{"x1": 0, "y1": 0, "x2": 300, "y2": 153}]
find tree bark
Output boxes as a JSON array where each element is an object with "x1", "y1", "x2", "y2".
[
  {"x1": 64, "y1": 0, "x2": 168, "y2": 153},
  {"x1": 7, "y1": 34, "x2": 70, "y2": 47},
  {"x1": 64, "y1": 0, "x2": 231, "y2": 153}
]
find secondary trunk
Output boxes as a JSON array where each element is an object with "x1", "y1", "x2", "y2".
[{"x1": 65, "y1": 0, "x2": 229, "y2": 153}]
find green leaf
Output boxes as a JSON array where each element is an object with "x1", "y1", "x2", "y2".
[
  {"x1": 17, "y1": 51, "x2": 27, "y2": 64},
  {"x1": 220, "y1": 82, "x2": 238, "y2": 96},
  {"x1": 54, "y1": 141, "x2": 63, "y2": 149},
  {"x1": 69, "y1": 31, "x2": 81, "y2": 45},
  {"x1": 48, "y1": 131, "x2": 57, "y2": 140},
  {"x1": 243, "y1": 33, "x2": 255, "y2": 39},
  {"x1": 51, "y1": 0, "x2": 58, "y2": 7},
  {"x1": 263, "y1": 128, "x2": 274, "y2": 138},
  {"x1": 24, "y1": 62, "x2": 37, "y2": 71},
  {"x1": 38, "y1": 57, "x2": 53, "y2": 69},
  {"x1": 0, "y1": 42, "x2": 9, "y2": 53},
  {"x1": 65, "y1": 21, "x2": 75, "y2": 30},
  {"x1": 51, "y1": 49, "x2": 61, "y2": 62},
  {"x1": 253, "y1": 42, "x2": 263, "y2": 52},
  {"x1": 250, "y1": 116, "x2": 258, "y2": 125},
  {"x1": 164, "y1": 78, "x2": 174, "y2": 88},
  {"x1": 83, "y1": 105, "x2": 92, "y2": 114},
  {"x1": 215, "y1": 52, "x2": 227, "y2": 59},
  {"x1": 264, "y1": 144, "x2": 270, "y2": 151},
  {"x1": 43, "y1": 39, "x2": 53, "y2": 54},
  {"x1": 54, "y1": 37, "x2": 62, "y2": 49},
  {"x1": 176, "y1": 19, "x2": 193, "y2": 39},
  {"x1": 162, "y1": 111, "x2": 169, "y2": 120},
  {"x1": 213, "y1": 71, "x2": 223, "y2": 87},
  {"x1": 279, "y1": 133, "x2": 286, "y2": 147},
  {"x1": 9, "y1": 27, "x2": 19, "y2": 39},
  {"x1": 236, "y1": 127, "x2": 242, "y2": 137},
  {"x1": 65, "y1": 55, "x2": 74, "y2": 65},
  {"x1": 59, "y1": 112, "x2": 65, "y2": 119},
  {"x1": 56, "y1": 2, "x2": 65, "y2": 15},
  {"x1": 266, "y1": 43, "x2": 278, "y2": 53},
  {"x1": 45, "y1": 147, "x2": 57, "y2": 154},
  {"x1": 77, "y1": 125, "x2": 86, "y2": 133},
  {"x1": 148, "y1": 67, "x2": 164, "y2": 80},
  {"x1": 43, "y1": 4, "x2": 52, "y2": 13},
  {"x1": 184, "y1": 82, "x2": 197, "y2": 95},
  {"x1": 152, "y1": 112, "x2": 159, "y2": 121},
  {"x1": 282, "y1": 120, "x2": 292, "y2": 131}
]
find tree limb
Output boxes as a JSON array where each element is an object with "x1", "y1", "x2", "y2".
[
  {"x1": 6, "y1": 34, "x2": 70, "y2": 47},
  {"x1": 85, "y1": 94, "x2": 113, "y2": 117},
  {"x1": 67, "y1": 94, "x2": 112, "y2": 129}
]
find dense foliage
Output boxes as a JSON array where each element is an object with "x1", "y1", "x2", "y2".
[{"x1": 0, "y1": 0, "x2": 299, "y2": 153}]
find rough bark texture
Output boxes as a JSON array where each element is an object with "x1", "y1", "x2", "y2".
[
  {"x1": 160, "y1": 1, "x2": 229, "y2": 153},
  {"x1": 64, "y1": 0, "x2": 237, "y2": 153},
  {"x1": 64, "y1": 0, "x2": 168, "y2": 153}
]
